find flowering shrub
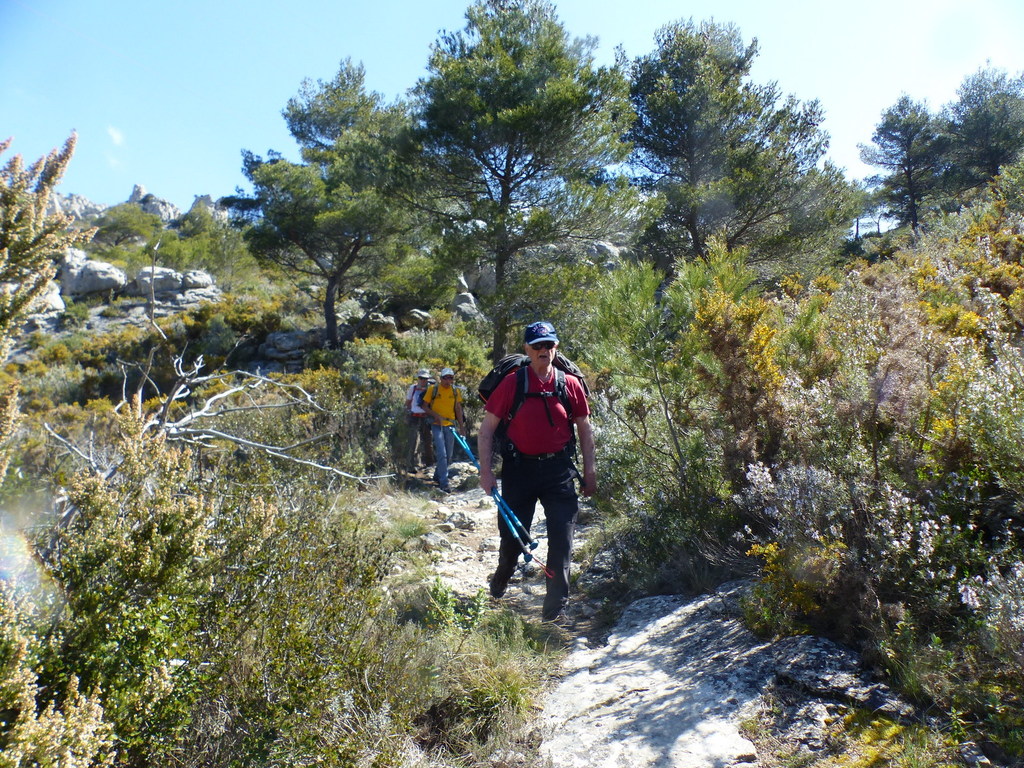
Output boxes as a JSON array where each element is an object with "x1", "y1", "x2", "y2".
[{"x1": 592, "y1": 193, "x2": 1024, "y2": 755}]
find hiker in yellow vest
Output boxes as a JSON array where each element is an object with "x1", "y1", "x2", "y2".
[{"x1": 421, "y1": 367, "x2": 465, "y2": 493}]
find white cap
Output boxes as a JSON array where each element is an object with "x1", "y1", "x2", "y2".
[{"x1": 440, "y1": 367, "x2": 455, "y2": 377}]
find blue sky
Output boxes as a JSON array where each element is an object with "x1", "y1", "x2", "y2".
[{"x1": 3, "y1": 0, "x2": 1024, "y2": 212}]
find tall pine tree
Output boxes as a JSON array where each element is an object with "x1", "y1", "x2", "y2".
[
  {"x1": 413, "y1": 0, "x2": 641, "y2": 358},
  {"x1": 627, "y1": 20, "x2": 855, "y2": 271}
]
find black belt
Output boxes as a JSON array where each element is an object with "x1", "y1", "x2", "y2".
[{"x1": 517, "y1": 448, "x2": 568, "y2": 461}]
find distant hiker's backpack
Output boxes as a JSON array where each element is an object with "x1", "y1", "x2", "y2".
[{"x1": 478, "y1": 353, "x2": 589, "y2": 425}]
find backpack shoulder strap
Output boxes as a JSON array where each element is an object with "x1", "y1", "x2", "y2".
[
  {"x1": 554, "y1": 369, "x2": 572, "y2": 419},
  {"x1": 507, "y1": 366, "x2": 530, "y2": 420},
  {"x1": 508, "y1": 367, "x2": 576, "y2": 422}
]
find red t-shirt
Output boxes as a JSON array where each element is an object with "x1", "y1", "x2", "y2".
[{"x1": 485, "y1": 366, "x2": 590, "y2": 455}]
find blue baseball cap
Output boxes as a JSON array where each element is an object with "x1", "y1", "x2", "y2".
[{"x1": 524, "y1": 321, "x2": 559, "y2": 345}]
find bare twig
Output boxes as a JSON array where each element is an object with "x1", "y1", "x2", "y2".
[{"x1": 47, "y1": 351, "x2": 388, "y2": 487}]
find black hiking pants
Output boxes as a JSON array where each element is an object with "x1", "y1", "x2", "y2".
[{"x1": 497, "y1": 452, "x2": 578, "y2": 621}]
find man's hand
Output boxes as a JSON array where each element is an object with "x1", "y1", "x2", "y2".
[
  {"x1": 480, "y1": 466, "x2": 497, "y2": 495},
  {"x1": 581, "y1": 471, "x2": 596, "y2": 497}
]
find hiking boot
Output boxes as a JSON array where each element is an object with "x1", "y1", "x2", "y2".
[
  {"x1": 489, "y1": 558, "x2": 516, "y2": 598},
  {"x1": 489, "y1": 571, "x2": 509, "y2": 598}
]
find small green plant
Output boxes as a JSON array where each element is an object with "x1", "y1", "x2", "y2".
[
  {"x1": 423, "y1": 578, "x2": 488, "y2": 632},
  {"x1": 57, "y1": 299, "x2": 92, "y2": 329}
]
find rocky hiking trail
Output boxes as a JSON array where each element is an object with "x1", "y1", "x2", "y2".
[
  {"x1": 399, "y1": 463, "x2": 926, "y2": 768},
  {"x1": 401, "y1": 463, "x2": 601, "y2": 633}
]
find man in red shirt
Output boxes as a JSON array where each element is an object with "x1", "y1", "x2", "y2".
[{"x1": 478, "y1": 321, "x2": 596, "y2": 623}]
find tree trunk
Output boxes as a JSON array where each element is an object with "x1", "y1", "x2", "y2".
[
  {"x1": 491, "y1": 315, "x2": 509, "y2": 363},
  {"x1": 324, "y1": 274, "x2": 340, "y2": 349},
  {"x1": 490, "y1": 247, "x2": 511, "y2": 362}
]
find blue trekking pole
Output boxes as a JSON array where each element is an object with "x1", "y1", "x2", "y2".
[{"x1": 449, "y1": 427, "x2": 553, "y2": 579}]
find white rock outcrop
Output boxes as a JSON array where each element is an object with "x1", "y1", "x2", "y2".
[
  {"x1": 182, "y1": 270, "x2": 215, "y2": 290},
  {"x1": 126, "y1": 266, "x2": 184, "y2": 296},
  {"x1": 539, "y1": 582, "x2": 912, "y2": 768},
  {"x1": 187, "y1": 195, "x2": 229, "y2": 223},
  {"x1": 47, "y1": 192, "x2": 107, "y2": 220},
  {"x1": 128, "y1": 184, "x2": 180, "y2": 223},
  {"x1": 451, "y1": 292, "x2": 486, "y2": 323},
  {"x1": 59, "y1": 248, "x2": 127, "y2": 296},
  {"x1": 1, "y1": 281, "x2": 65, "y2": 315}
]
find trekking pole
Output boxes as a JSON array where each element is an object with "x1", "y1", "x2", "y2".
[
  {"x1": 450, "y1": 427, "x2": 537, "y2": 546},
  {"x1": 449, "y1": 427, "x2": 553, "y2": 579},
  {"x1": 491, "y1": 491, "x2": 554, "y2": 580}
]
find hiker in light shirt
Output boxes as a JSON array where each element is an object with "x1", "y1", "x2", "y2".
[{"x1": 404, "y1": 368, "x2": 434, "y2": 470}]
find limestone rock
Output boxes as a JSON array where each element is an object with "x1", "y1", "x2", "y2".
[
  {"x1": 257, "y1": 330, "x2": 320, "y2": 365},
  {"x1": 47, "y1": 192, "x2": 106, "y2": 220},
  {"x1": 59, "y1": 247, "x2": 88, "y2": 276},
  {"x1": 126, "y1": 266, "x2": 183, "y2": 296},
  {"x1": 463, "y1": 262, "x2": 497, "y2": 296},
  {"x1": 418, "y1": 531, "x2": 452, "y2": 552},
  {"x1": 182, "y1": 270, "x2": 214, "y2": 290},
  {"x1": 586, "y1": 240, "x2": 621, "y2": 261},
  {"x1": 335, "y1": 298, "x2": 364, "y2": 324},
  {"x1": 128, "y1": 184, "x2": 180, "y2": 222},
  {"x1": 170, "y1": 286, "x2": 223, "y2": 309},
  {"x1": 360, "y1": 312, "x2": 399, "y2": 339},
  {"x1": 451, "y1": 292, "x2": 486, "y2": 323},
  {"x1": 398, "y1": 308, "x2": 432, "y2": 330},
  {"x1": 446, "y1": 461, "x2": 479, "y2": 491},
  {"x1": 445, "y1": 510, "x2": 477, "y2": 531},
  {"x1": 186, "y1": 195, "x2": 229, "y2": 223},
  {"x1": 539, "y1": 581, "x2": 913, "y2": 768},
  {"x1": 58, "y1": 250, "x2": 127, "y2": 296},
  {"x1": 32, "y1": 281, "x2": 65, "y2": 314},
  {"x1": 2, "y1": 280, "x2": 64, "y2": 315}
]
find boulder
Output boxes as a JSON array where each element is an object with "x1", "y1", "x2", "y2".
[
  {"x1": 58, "y1": 247, "x2": 88, "y2": 277},
  {"x1": 31, "y1": 281, "x2": 65, "y2": 314},
  {"x1": 335, "y1": 298, "x2": 364, "y2": 324},
  {"x1": 446, "y1": 461, "x2": 479, "y2": 491},
  {"x1": 257, "y1": 329, "x2": 321, "y2": 362},
  {"x1": 463, "y1": 262, "x2": 497, "y2": 296},
  {"x1": 169, "y1": 286, "x2": 223, "y2": 309},
  {"x1": 126, "y1": 266, "x2": 183, "y2": 296},
  {"x1": 59, "y1": 253, "x2": 127, "y2": 297},
  {"x1": 451, "y1": 292, "x2": 487, "y2": 323},
  {"x1": 2, "y1": 281, "x2": 65, "y2": 315},
  {"x1": 398, "y1": 308, "x2": 432, "y2": 330},
  {"x1": 182, "y1": 269, "x2": 214, "y2": 290},
  {"x1": 360, "y1": 312, "x2": 398, "y2": 339},
  {"x1": 417, "y1": 532, "x2": 452, "y2": 552}
]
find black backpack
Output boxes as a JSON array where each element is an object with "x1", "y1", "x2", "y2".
[{"x1": 478, "y1": 353, "x2": 589, "y2": 425}]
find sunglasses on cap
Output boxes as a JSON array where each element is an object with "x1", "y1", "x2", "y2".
[{"x1": 530, "y1": 341, "x2": 556, "y2": 350}]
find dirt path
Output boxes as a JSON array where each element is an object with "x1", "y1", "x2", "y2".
[{"x1": 401, "y1": 463, "x2": 604, "y2": 641}]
